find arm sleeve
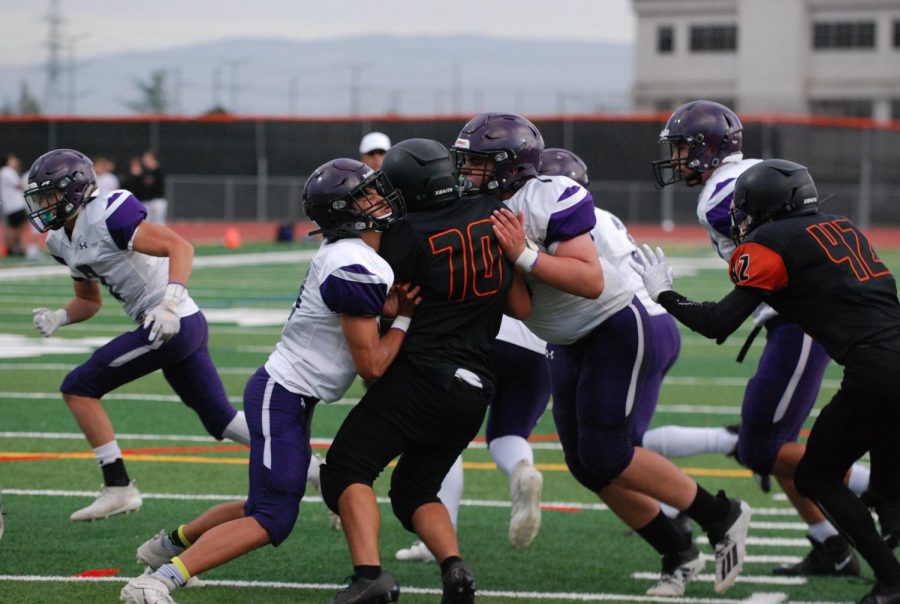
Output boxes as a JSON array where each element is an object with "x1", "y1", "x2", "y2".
[
  {"x1": 320, "y1": 264, "x2": 388, "y2": 316},
  {"x1": 658, "y1": 287, "x2": 765, "y2": 341}
]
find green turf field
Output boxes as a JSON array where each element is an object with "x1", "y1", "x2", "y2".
[{"x1": 0, "y1": 241, "x2": 891, "y2": 604}]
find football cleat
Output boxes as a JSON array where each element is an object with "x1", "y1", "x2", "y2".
[
  {"x1": 120, "y1": 574, "x2": 177, "y2": 604},
  {"x1": 509, "y1": 460, "x2": 543, "y2": 549},
  {"x1": 71, "y1": 481, "x2": 142, "y2": 521},
  {"x1": 857, "y1": 581, "x2": 900, "y2": 604},
  {"x1": 773, "y1": 534, "x2": 859, "y2": 576},
  {"x1": 646, "y1": 544, "x2": 706, "y2": 597},
  {"x1": 704, "y1": 494, "x2": 751, "y2": 593},
  {"x1": 137, "y1": 530, "x2": 184, "y2": 571},
  {"x1": 395, "y1": 540, "x2": 437, "y2": 563},
  {"x1": 440, "y1": 559, "x2": 476, "y2": 604},
  {"x1": 329, "y1": 571, "x2": 399, "y2": 604}
]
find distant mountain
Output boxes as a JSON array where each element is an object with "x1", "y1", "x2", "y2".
[{"x1": 0, "y1": 35, "x2": 632, "y2": 117}]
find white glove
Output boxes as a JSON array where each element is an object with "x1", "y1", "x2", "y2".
[
  {"x1": 630, "y1": 244, "x2": 674, "y2": 302},
  {"x1": 143, "y1": 283, "x2": 186, "y2": 343},
  {"x1": 751, "y1": 303, "x2": 779, "y2": 328},
  {"x1": 32, "y1": 308, "x2": 69, "y2": 337}
]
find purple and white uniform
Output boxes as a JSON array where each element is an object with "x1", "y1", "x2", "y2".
[
  {"x1": 49, "y1": 190, "x2": 237, "y2": 440},
  {"x1": 506, "y1": 175, "x2": 654, "y2": 489},
  {"x1": 590, "y1": 208, "x2": 681, "y2": 445},
  {"x1": 697, "y1": 156, "x2": 830, "y2": 475},
  {"x1": 245, "y1": 237, "x2": 393, "y2": 545}
]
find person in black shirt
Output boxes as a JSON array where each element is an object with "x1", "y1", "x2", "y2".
[
  {"x1": 634, "y1": 159, "x2": 900, "y2": 604},
  {"x1": 320, "y1": 138, "x2": 530, "y2": 604}
]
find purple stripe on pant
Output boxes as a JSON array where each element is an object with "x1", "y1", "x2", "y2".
[
  {"x1": 485, "y1": 339, "x2": 551, "y2": 442},
  {"x1": 549, "y1": 297, "x2": 654, "y2": 491},
  {"x1": 630, "y1": 313, "x2": 681, "y2": 445},
  {"x1": 736, "y1": 319, "x2": 830, "y2": 475},
  {"x1": 60, "y1": 311, "x2": 237, "y2": 439},
  {"x1": 243, "y1": 366, "x2": 317, "y2": 546}
]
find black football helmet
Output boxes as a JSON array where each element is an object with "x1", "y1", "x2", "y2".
[
  {"x1": 381, "y1": 138, "x2": 459, "y2": 212},
  {"x1": 730, "y1": 159, "x2": 819, "y2": 245},
  {"x1": 24, "y1": 148, "x2": 98, "y2": 232},
  {"x1": 452, "y1": 112, "x2": 544, "y2": 195},
  {"x1": 302, "y1": 158, "x2": 405, "y2": 240},
  {"x1": 653, "y1": 100, "x2": 743, "y2": 188},
  {"x1": 540, "y1": 148, "x2": 590, "y2": 188}
]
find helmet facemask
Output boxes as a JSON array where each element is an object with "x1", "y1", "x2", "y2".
[{"x1": 25, "y1": 174, "x2": 95, "y2": 232}]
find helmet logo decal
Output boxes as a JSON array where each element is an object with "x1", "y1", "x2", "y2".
[{"x1": 454, "y1": 138, "x2": 470, "y2": 149}]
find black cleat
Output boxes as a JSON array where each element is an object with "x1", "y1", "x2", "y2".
[
  {"x1": 773, "y1": 535, "x2": 859, "y2": 576},
  {"x1": 441, "y1": 559, "x2": 476, "y2": 604},
  {"x1": 858, "y1": 581, "x2": 900, "y2": 604},
  {"x1": 329, "y1": 572, "x2": 400, "y2": 604}
]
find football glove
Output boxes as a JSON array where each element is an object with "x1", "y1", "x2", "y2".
[
  {"x1": 32, "y1": 308, "x2": 69, "y2": 337},
  {"x1": 630, "y1": 244, "x2": 674, "y2": 302},
  {"x1": 143, "y1": 283, "x2": 186, "y2": 343}
]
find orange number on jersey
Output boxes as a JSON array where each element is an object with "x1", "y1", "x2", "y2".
[
  {"x1": 429, "y1": 220, "x2": 504, "y2": 301},
  {"x1": 807, "y1": 219, "x2": 889, "y2": 282}
]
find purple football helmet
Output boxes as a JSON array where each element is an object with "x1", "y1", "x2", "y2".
[
  {"x1": 653, "y1": 100, "x2": 743, "y2": 188},
  {"x1": 302, "y1": 158, "x2": 405, "y2": 239},
  {"x1": 452, "y1": 112, "x2": 544, "y2": 195},
  {"x1": 540, "y1": 148, "x2": 589, "y2": 188},
  {"x1": 25, "y1": 148, "x2": 98, "y2": 232}
]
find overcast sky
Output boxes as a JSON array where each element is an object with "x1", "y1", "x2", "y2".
[{"x1": 0, "y1": 0, "x2": 635, "y2": 67}]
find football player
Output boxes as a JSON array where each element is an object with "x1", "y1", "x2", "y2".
[
  {"x1": 24, "y1": 149, "x2": 250, "y2": 522},
  {"x1": 456, "y1": 113, "x2": 751, "y2": 595},
  {"x1": 121, "y1": 158, "x2": 417, "y2": 604},
  {"x1": 654, "y1": 100, "x2": 871, "y2": 576},
  {"x1": 319, "y1": 138, "x2": 531, "y2": 604},
  {"x1": 634, "y1": 159, "x2": 900, "y2": 604}
]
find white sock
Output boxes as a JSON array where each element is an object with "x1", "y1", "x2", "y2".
[
  {"x1": 489, "y1": 435, "x2": 534, "y2": 477},
  {"x1": 93, "y1": 440, "x2": 123, "y2": 466},
  {"x1": 307, "y1": 451, "x2": 322, "y2": 484},
  {"x1": 438, "y1": 455, "x2": 464, "y2": 528},
  {"x1": 809, "y1": 520, "x2": 839, "y2": 543},
  {"x1": 660, "y1": 502, "x2": 680, "y2": 519},
  {"x1": 848, "y1": 464, "x2": 870, "y2": 495},
  {"x1": 222, "y1": 411, "x2": 250, "y2": 446},
  {"x1": 640, "y1": 426, "x2": 738, "y2": 458}
]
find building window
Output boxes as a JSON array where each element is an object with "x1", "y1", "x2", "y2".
[
  {"x1": 813, "y1": 22, "x2": 876, "y2": 49},
  {"x1": 657, "y1": 26, "x2": 674, "y2": 53},
  {"x1": 690, "y1": 25, "x2": 737, "y2": 52},
  {"x1": 809, "y1": 99, "x2": 873, "y2": 118}
]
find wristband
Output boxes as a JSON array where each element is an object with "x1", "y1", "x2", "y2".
[
  {"x1": 391, "y1": 316, "x2": 411, "y2": 333},
  {"x1": 55, "y1": 308, "x2": 70, "y2": 326},
  {"x1": 163, "y1": 282, "x2": 187, "y2": 308},
  {"x1": 514, "y1": 240, "x2": 540, "y2": 273}
]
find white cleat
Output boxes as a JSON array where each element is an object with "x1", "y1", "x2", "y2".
[
  {"x1": 137, "y1": 530, "x2": 184, "y2": 571},
  {"x1": 71, "y1": 481, "x2": 142, "y2": 522},
  {"x1": 707, "y1": 498, "x2": 751, "y2": 593},
  {"x1": 120, "y1": 574, "x2": 177, "y2": 604},
  {"x1": 646, "y1": 544, "x2": 706, "y2": 597},
  {"x1": 307, "y1": 454, "x2": 342, "y2": 531},
  {"x1": 509, "y1": 460, "x2": 543, "y2": 549},
  {"x1": 395, "y1": 540, "x2": 437, "y2": 563}
]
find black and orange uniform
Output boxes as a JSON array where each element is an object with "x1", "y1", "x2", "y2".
[
  {"x1": 320, "y1": 193, "x2": 515, "y2": 531},
  {"x1": 658, "y1": 210, "x2": 900, "y2": 590}
]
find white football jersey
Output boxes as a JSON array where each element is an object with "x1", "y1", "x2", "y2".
[
  {"x1": 45, "y1": 190, "x2": 199, "y2": 321},
  {"x1": 591, "y1": 208, "x2": 665, "y2": 316},
  {"x1": 696, "y1": 156, "x2": 762, "y2": 261},
  {"x1": 505, "y1": 175, "x2": 632, "y2": 345},
  {"x1": 497, "y1": 315, "x2": 546, "y2": 355},
  {"x1": 265, "y1": 237, "x2": 394, "y2": 402}
]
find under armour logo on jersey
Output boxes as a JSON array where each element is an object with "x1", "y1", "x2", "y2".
[
  {"x1": 545, "y1": 349, "x2": 554, "y2": 360},
  {"x1": 78, "y1": 237, "x2": 88, "y2": 250}
]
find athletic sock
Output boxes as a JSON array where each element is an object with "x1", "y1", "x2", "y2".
[
  {"x1": 169, "y1": 524, "x2": 191, "y2": 549},
  {"x1": 637, "y1": 511, "x2": 692, "y2": 555},
  {"x1": 354, "y1": 565, "x2": 381, "y2": 580},
  {"x1": 808, "y1": 520, "x2": 840, "y2": 544},
  {"x1": 156, "y1": 558, "x2": 190, "y2": 588},
  {"x1": 222, "y1": 411, "x2": 251, "y2": 446},
  {"x1": 100, "y1": 458, "x2": 130, "y2": 487},
  {"x1": 641, "y1": 426, "x2": 738, "y2": 458},
  {"x1": 848, "y1": 464, "x2": 871, "y2": 495},
  {"x1": 685, "y1": 486, "x2": 730, "y2": 528},
  {"x1": 488, "y1": 435, "x2": 534, "y2": 477},
  {"x1": 437, "y1": 455, "x2": 463, "y2": 527}
]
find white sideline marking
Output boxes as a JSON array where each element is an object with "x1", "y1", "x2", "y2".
[
  {"x1": 749, "y1": 521, "x2": 808, "y2": 531},
  {"x1": 696, "y1": 536, "x2": 811, "y2": 547},
  {"x1": 741, "y1": 594, "x2": 789, "y2": 604},
  {"x1": 1, "y1": 489, "x2": 802, "y2": 518},
  {"x1": 0, "y1": 573, "x2": 845, "y2": 603},
  {"x1": 632, "y1": 572, "x2": 806, "y2": 586},
  {"x1": 701, "y1": 555, "x2": 802, "y2": 565}
]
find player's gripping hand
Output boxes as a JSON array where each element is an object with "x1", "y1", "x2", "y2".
[
  {"x1": 630, "y1": 244, "x2": 674, "y2": 302},
  {"x1": 394, "y1": 283, "x2": 422, "y2": 318},
  {"x1": 32, "y1": 308, "x2": 69, "y2": 337},
  {"x1": 143, "y1": 283, "x2": 185, "y2": 343}
]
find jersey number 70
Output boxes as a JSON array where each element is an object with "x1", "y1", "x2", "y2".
[{"x1": 428, "y1": 219, "x2": 504, "y2": 301}]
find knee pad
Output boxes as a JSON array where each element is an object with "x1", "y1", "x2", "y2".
[
  {"x1": 564, "y1": 451, "x2": 611, "y2": 492},
  {"x1": 319, "y1": 462, "x2": 347, "y2": 514},
  {"x1": 247, "y1": 491, "x2": 300, "y2": 546},
  {"x1": 60, "y1": 366, "x2": 100, "y2": 399},
  {"x1": 389, "y1": 487, "x2": 439, "y2": 532}
]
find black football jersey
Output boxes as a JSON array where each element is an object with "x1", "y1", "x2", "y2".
[
  {"x1": 729, "y1": 212, "x2": 900, "y2": 361},
  {"x1": 379, "y1": 195, "x2": 513, "y2": 389}
]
